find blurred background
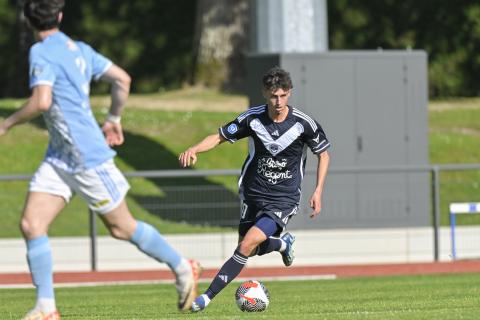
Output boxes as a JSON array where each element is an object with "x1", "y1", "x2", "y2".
[
  {"x1": 1, "y1": 0, "x2": 480, "y2": 271},
  {"x1": 1, "y1": 0, "x2": 480, "y2": 98}
]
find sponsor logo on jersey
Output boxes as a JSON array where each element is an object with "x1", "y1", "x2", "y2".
[
  {"x1": 227, "y1": 123, "x2": 238, "y2": 134},
  {"x1": 257, "y1": 157, "x2": 292, "y2": 184}
]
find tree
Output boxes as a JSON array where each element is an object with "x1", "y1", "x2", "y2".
[
  {"x1": 14, "y1": 0, "x2": 32, "y2": 97},
  {"x1": 328, "y1": 0, "x2": 480, "y2": 97},
  {"x1": 61, "y1": 1, "x2": 196, "y2": 93},
  {"x1": 0, "y1": 0, "x2": 30, "y2": 98},
  {"x1": 192, "y1": 0, "x2": 249, "y2": 92}
]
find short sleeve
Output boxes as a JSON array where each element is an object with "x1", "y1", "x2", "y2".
[
  {"x1": 219, "y1": 117, "x2": 250, "y2": 143},
  {"x1": 78, "y1": 42, "x2": 112, "y2": 81},
  {"x1": 304, "y1": 119, "x2": 330, "y2": 154},
  {"x1": 29, "y1": 47, "x2": 55, "y2": 88}
]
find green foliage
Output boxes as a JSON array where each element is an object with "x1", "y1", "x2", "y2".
[
  {"x1": 328, "y1": 1, "x2": 480, "y2": 97},
  {"x1": 2, "y1": 274, "x2": 480, "y2": 319},
  {"x1": 0, "y1": 1, "x2": 196, "y2": 97},
  {"x1": 0, "y1": 1, "x2": 26, "y2": 97},
  {"x1": 3, "y1": 2, "x2": 480, "y2": 97},
  {"x1": 60, "y1": 1, "x2": 196, "y2": 93}
]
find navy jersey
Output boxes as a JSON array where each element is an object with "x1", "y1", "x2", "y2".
[{"x1": 219, "y1": 105, "x2": 330, "y2": 205}]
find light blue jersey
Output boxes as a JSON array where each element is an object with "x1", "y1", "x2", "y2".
[{"x1": 29, "y1": 31, "x2": 115, "y2": 173}]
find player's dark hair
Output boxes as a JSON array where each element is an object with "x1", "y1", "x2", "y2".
[
  {"x1": 262, "y1": 67, "x2": 293, "y2": 92},
  {"x1": 23, "y1": 0, "x2": 65, "y2": 31}
]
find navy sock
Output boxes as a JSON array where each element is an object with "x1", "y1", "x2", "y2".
[
  {"x1": 205, "y1": 249, "x2": 248, "y2": 299},
  {"x1": 257, "y1": 237, "x2": 282, "y2": 256}
]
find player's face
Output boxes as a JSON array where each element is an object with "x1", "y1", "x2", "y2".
[{"x1": 263, "y1": 88, "x2": 291, "y2": 114}]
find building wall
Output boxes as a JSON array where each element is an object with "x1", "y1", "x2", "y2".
[{"x1": 247, "y1": 51, "x2": 430, "y2": 229}]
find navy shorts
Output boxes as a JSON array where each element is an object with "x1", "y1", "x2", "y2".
[{"x1": 238, "y1": 200, "x2": 299, "y2": 237}]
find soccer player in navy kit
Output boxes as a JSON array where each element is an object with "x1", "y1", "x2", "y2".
[
  {"x1": 0, "y1": 1, "x2": 200, "y2": 318},
  {"x1": 179, "y1": 67, "x2": 330, "y2": 311}
]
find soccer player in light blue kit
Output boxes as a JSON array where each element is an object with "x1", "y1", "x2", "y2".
[{"x1": 0, "y1": 1, "x2": 200, "y2": 319}]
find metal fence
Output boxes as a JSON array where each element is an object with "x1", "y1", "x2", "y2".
[{"x1": 2, "y1": 163, "x2": 480, "y2": 270}]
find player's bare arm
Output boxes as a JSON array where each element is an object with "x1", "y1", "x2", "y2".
[
  {"x1": 0, "y1": 85, "x2": 52, "y2": 136},
  {"x1": 309, "y1": 150, "x2": 330, "y2": 218},
  {"x1": 179, "y1": 133, "x2": 225, "y2": 167},
  {"x1": 100, "y1": 64, "x2": 131, "y2": 146}
]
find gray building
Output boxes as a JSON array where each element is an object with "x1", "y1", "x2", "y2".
[{"x1": 246, "y1": 51, "x2": 430, "y2": 229}]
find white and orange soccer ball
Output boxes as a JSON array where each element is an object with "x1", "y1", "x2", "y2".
[{"x1": 235, "y1": 280, "x2": 270, "y2": 312}]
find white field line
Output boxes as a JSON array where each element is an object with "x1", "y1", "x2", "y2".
[{"x1": 0, "y1": 274, "x2": 336, "y2": 289}]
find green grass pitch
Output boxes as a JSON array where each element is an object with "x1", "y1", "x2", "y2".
[
  {"x1": 3, "y1": 96, "x2": 480, "y2": 237},
  {"x1": 2, "y1": 273, "x2": 480, "y2": 319}
]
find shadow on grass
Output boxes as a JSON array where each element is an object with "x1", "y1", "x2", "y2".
[
  {"x1": 0, "y1": 107, "x2": 240, "y2": 227},
  {"x1": 117, "y1": 131, "x2": 240, "y2": 227}
]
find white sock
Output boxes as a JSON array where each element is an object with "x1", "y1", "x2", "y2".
[
  {"x1": 279, "y1": 239, "x2": 287, "y2": 253},
  {"x1": 174, "y1": 258, "x2": 191, "y2": 277},
  {"x1": 35, "y1": 298, "x2": 56, "y2": 313}
]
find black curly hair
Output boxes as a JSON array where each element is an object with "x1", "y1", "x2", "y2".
[
  {"x1": 23, "y1": 0, "x2": 65, "y2": 31},
  {"x1": 262, "y1": 67, "x2": 293, "y2": 92}
]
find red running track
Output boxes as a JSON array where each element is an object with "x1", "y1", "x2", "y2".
[{"x1": 1, "y1": 260, "x2": 480, "y2": 286}]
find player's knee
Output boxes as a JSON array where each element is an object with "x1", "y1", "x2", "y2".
[
  {"x1": 102, "y1": 215, "x2": 136, "y2": 241},
  {"x1": 107, "y1": 225, "x2": 130, "y2": 240},
  {"x1": 249, "y1": 246, "x2": 259, "y2": 257},
  {"x1": 238, "y1": 239, "x2": 260, "y2": 256},
  {"x1": 20, "y1": 217, "x2": 45, "y2": 238}
]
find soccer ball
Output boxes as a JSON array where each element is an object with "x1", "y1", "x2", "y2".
[{"x1": 235, "y1": 280, "x2": 270, "y2": 312}]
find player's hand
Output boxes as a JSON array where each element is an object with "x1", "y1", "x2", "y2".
[
  {"x1": 179, "y1": 148, "x2": 197, "y2": 167},
  {"x1": 102, "y1": 121, "x2": 124, "y2": 146},
  {"x1": 309, "y1": 190, "x2": 322, "y2": 218}
]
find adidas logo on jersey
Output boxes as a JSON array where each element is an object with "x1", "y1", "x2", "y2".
[{"x1": 271, "y1": 130, "x2": 279, "y2": 137}]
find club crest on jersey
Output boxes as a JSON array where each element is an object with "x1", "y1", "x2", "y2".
[
  {"x1": 268, "y1": 143, "x2": 280, "y2": 153},
  {"x1": 31, "y1": 66, "x2": 43, "y2": 77},
  {"x1": 227, "y1": 123, "x2": 238, "y2": 134}
]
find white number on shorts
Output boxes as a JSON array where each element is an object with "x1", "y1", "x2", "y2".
[{"x1": 241, "y1": 202, "x2": 248, "y2": 219}]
